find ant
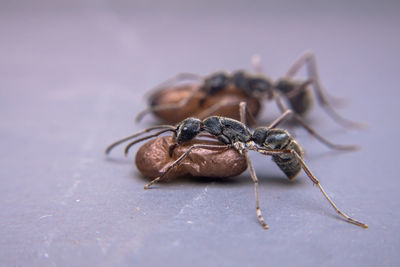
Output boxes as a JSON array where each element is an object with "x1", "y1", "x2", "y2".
[
  {"x1": 135, "y1": 51, "x2": 363, "y2": 131},
  {"x1": 106, "y1": 102, "x2": 367, "y2": 230}
]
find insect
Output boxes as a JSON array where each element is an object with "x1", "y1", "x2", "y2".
[
  {"x1": 135, "y1": 51, "x2": 361, "y2": 130},
  {"x1": 106, "y1": 102, "x2": 367, "y2": 230}
]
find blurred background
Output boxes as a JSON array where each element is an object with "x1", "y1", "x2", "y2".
[{"x1": 1, "y1": 0, "x2": 399, "y2": 266}]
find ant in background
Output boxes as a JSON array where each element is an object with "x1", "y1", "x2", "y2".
[
  {"x1": 135, "y1": 51, "x2": 363, "y2": 133},
  {"x1": 106, "y1": 102, "x2": 367, "y2": 230}
]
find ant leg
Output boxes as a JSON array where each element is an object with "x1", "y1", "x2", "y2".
[
  {"x1": 266, "y1": 108, "x2": 293, "y2": 130},
  {"x1": 144, "y1": 143, "x2": 231, "y2": 189},
  {"x1": 136, "y1": 72, "x2": 202, "y2": 122},
  {"x1": 284, "y1": 80, "x2": 314, "y2": 99},
  {"x1": 255, "y1": 148, "x2": 368, "y2": 228},
  {"x1": 136, "y1": 85, "x2": 203, "y2": 122},
  {"x1": 239, "y1": 102, "x2": 269, "y2": 229},
  {"x1": 293, "y1": 150, "x2": 368, "y2": 228},
  {"x1": 285, "y1": 51, "x2": 364, "y2": 129},
  {"x1": 285, "y1": 51, "x2": 336, "y2": 103},
  {"x1": 244, "y1": 149, "x2": 269, "y2": 230},
  {"x1": 274, "y1": 95, "x2": 359, "y2": 151},
  {"x1": 251, "y1": 54, "x2": 263, "y2": 74},
  {"x1": 144, "y1": 72, "x2": 203, "y2": 98},
  {"x1": 238, "y1": 101, "x2": 257, "y2": 126},
  {"x1": 195, "y1": 100, "x2": 241, "y2": 119},
  {"x1": 194, "y1": 100, "x2": 257, "y2": 126}
]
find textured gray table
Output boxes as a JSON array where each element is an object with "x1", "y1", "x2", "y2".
[{"x1": 1, "y1": 1, "x2": 399, "y2": 266}]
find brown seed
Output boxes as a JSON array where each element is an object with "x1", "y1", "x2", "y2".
[
  {"x1": 150, "y1": 84, "x2": 261, "y2": 123},
  {"x1": 135, "y1": 136, "x2": 247, "y2": 181}
]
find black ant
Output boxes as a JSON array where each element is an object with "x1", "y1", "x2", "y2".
[
  {"x1": 135, "y1": 51, "x2": 363, "y2": 131},
  {"x1": 106, "y1": 102, "x2": 367, "y2": 230}
]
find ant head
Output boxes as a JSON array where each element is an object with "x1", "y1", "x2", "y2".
[
  {"x1": 203, "y1": 72, "x2": 229, "y2": 93},
  {"x1": 252, "y1": 128, "x2": 291, "y2": 150},
  {"x1": 248, "y1": 77, "x2": 273, "y2": 98},
  {"x1": 232, "y1": 71, "x2": 273, "y2": 98},
  {"x1": 175, "y1": 118, "x2": 202, "y2": 144}
]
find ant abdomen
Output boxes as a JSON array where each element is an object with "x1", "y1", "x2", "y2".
[
  {"x1": 253, "y1": 128, "x2": 304, "y2": 179},
  {"x1": 275, "y1": 79, "x2": 312, "y2": 115},
  {"x1": 272, "y1": 141, "x2": 303, "y2": 179}
]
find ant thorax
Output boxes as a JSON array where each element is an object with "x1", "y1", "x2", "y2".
[
  {"x1": 202, "y1": 116, "x2": 252, "y2": 144},
  {"x1": 251, "y1": 127, "x2": 304, "y2": 179}
]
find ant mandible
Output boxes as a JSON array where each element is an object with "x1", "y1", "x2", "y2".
[
  {"x1": 135, "y1": 51, "x2": 363, "y2": 131},
  {"x1": 106, "y1": 102, "x2": 367, "y2": 230}
]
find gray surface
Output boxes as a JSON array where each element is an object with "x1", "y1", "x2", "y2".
[{"x1": 1, "y1": 1, "x2": 400, "y2": 266}]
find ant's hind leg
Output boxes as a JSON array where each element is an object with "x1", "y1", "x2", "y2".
[
  {"x1": 286, "y1": 51, "x2": 337, "y2": 104},
  {"x1": 145, "y1": 72, "x2": 203, "y2": 97},
  {"x1": 285, "y1": 51, "x2": 364, "y2": 129},
  {"x1": 196, "y1": 100, "x2": 257, "y2": 126},
  {"x1": 255, "y1": 148, "x2": 368, "y2": 228},
  {"x1": 136, "y1": 73, "x2": 203, "y2": 122},
  {"x1": 238, "y1": 102, "x2": 257, "y2": 126},
  {"x1": 274, "y1": 95, "x2": 359, "y2": 151},
  {"x1": 195, "y1": 100, "x2": 241, "y2": 119},
  {"x1": 244, "y1": 150, "x2": 269, "y2": 230},
  {"x1": 143, "y1": 143, "x2": 230, "y2": 189},
  {"x1": 292, "y1": 151, "x2": 368, "y2": 228},
  {"x1": 251, "y1": 54, "x2": 263, "y2": 74}
]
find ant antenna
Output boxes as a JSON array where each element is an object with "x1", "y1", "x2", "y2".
[
  {"x1": 105, "y1": 125, "x2": 175, "y2": 154},
  {"x1": 124, "y1": 128, "x2": 174, "y2": 155}
]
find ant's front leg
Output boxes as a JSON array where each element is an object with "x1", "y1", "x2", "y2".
[
  {"x1": 144, "y1": 143, "x2": 231, "y2": 189},
  {"x1": 136, "y1": 84, "x2": 203, "y2": 122},
  {"x1": 238, "y1": 101, "x2": 269, "y2": 230},
  {"x1": 274, "y1": 95, "x2": 359, "y2": 151}
]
